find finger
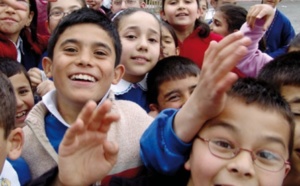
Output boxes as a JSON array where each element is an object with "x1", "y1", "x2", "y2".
[
  {"x1": 87, "y1": 100, "x2": 113, "y2": 131},
  {"x1": 77, "y1": 101, "x2": 97, "y2": 128},
  {"x1": 59, "y1": 119, "x2": 84, "y2": 152},
  {"x1": 97, "y1": 112, "x2": 120, "y2": 133},
  {"x1": 103, "y1": 141, "x2": 119, "y2": 165}
]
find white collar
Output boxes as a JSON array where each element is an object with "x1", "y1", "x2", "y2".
[
  {"x1": 13, "y1": 37, "x2": 24, "y2": 63},
  {"x1": 0, "y1": 160, "x2": 20, "y2": 186},
  {"x1": 42, "y1": 89, "x2": 111, "y2": 128},
  {"x1": 111, "y1": 76, "x2": 147, "y2": 95}
]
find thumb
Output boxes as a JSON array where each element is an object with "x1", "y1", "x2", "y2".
[{"x1": 103, "y1": 141, "x2": 119, "y2": 166}]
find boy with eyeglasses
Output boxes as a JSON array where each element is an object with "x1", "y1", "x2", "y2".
[{"x1": 110, "y1": 0, "x2": 145, "y2": 15}]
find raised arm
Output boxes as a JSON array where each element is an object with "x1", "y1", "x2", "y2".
[{"x1": 141, "y1": 31, "x2": 251, "y2": 174}]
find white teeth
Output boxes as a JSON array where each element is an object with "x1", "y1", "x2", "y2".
[
  {"x1": 70, "y1": 74, "x2": 96, "y2": 82},
  {"x1": 16, "y1": 111, "x2": 26, "y2": 118}
]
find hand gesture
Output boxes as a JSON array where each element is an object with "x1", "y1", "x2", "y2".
[
  {"x1": 174, "y1": 31, "x2": 251, "y2": 142},
  {"x1": 247, "y1": 4, "x2": 275, "y2": 30},
  {"x1": 58, "y1": 100, "x2": 119, "y2": 186}
]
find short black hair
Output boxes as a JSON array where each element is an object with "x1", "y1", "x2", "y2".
[
  {"x1": 229, "y1": 78, "x2": 295, "y2": 157},
  {"x1": 0, "y1": 72, "x2": 16, "y2": 139},
  {"x1": 47, "y1": 8, "x2": 121, "y2": 67},
  {"x1": 257, "y1": 52, "x2": 300, "y2": 89},
  {"x1": 147, "y1": 56, "x2": 200, "y2": 105},
  {"x1": 0, "y1": 57, "x2": 32, "y2": 89}
]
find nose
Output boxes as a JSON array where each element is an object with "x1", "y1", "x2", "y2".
[
  {"x1": 137, "y1": 36, "x2": 148, "y2": 52},
  {"x1": 16, "y1": 94, "x2": 23, "y2": 108},
  {"x1": 209, "y1": 23, "x2": 214, "y2": 31},
  {"x1": 4, "y1": 5, "x2": 16, "y2": 13},
  {"x1": 76, "y1": 49, "x2": 93, "y2": 66},
  {"x1": 227, "y1": 150, "x2": 256, "y2": 178},
  {"x1": 121, "y1": 1, "x2": 127, "y2": 9}
]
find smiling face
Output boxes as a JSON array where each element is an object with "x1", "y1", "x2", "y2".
[
  {"x1": 210, "y1": 11, "x2": 229, "y2": 36},
  {"x1": 161, "y1": 0, "x2": 200, "y2": 32},
  {"x1": 43, "y1": 23, "x2": 122, "y2": 114},
  {"x1": 185, "y1": 98, "x2": 291, "y2": 186},
  {"x1": 155, "y1": 75, "x2": 198, "y2": 111},
  {"x1": 118, "y1": 11, "x2": 160, "y2": 82},
  {"x1": 9, "y1": 72, "x2": 34, "y2": 128},
  {"x1": 161, "y1": 25, "x2": 178, "y2": 58},
  {"x1": 0, "y1": 0, "x2": 33, "y2": 43}
]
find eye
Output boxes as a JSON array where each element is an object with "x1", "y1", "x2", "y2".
[
  {"x1": 149, "y1": 38, "x2": 158, "y2": 43},
  {"x1": 64, "y1": 47, "x2": 78, "y2": 53},
  {"x1": 94, "y1": 50, "x2": 108, "y2": 57},
  {"x1": 50, "y1": 11, "x2": 63, "y2": 17},
  {"x1": 167, "y1": 95, "x2": 180, "y2": 102},
  {"x1": 125, "y1": 34, "x2": 137, "y2": 40},
  {"x1": 211, "y1": 139, "x2": 234, "y2": 150},
  {"x1": 256, "y1": 150, "x2": 282, "y2": 161},
  {"x1": 18, "y1": 88, "x2": 30, "y2": 96}
]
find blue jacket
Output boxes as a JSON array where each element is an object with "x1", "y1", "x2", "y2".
[{"x1": 264, "y1": 9, "x2": 295, "y2": 58}]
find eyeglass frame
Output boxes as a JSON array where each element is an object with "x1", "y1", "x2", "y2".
[
  {"x1": 49, "y1": 10, "x2": 76, "y2": 20},
  {"x1": 113, "y1": 0, "x2": 139, "y2": 6},
  {"x1": 196, "y1": 136, "x2": 290, "y2": 172},
  {"x1": 0, "y1": 0, "x2": 30, "y2": 9}
]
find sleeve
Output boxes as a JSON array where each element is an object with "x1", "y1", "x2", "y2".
[
  {"x1": 237, "y1": 19, "x2": 273, "y2": 77},
  {"x1": 140, "y1": 109, "x2": 192, "y2": 175},
  {"x1": 268, "y1": 14, "x2": 295, "y2": 58}
]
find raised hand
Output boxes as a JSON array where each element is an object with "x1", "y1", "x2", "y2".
[
  {"x1": 247, "y1": 4, "x2": 275, "y2": 30},
  {"x1": 174, "y1": 31, "x2": 251, "y2": 142},
  {"x1": 58, "y1": 100, "x2": 119, "y2": 186}
]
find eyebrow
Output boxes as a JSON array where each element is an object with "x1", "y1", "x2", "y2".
[
  {"x1": 289, "y1": 96, "x2": 300, "y2": 103},
  {"x1": 125, "y1": 26, "x2": 160, "y2": 35},
  {"x1": 60, "y1": 39, "x2": 112, "y2": 53},
  {"x1": 263, "y1": 135, "x2": 287, "y2": 150},
  {"x1": 51, "y1": 5, "x2": 81, "y2": 11}
]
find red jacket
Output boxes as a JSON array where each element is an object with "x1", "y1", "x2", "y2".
[{"x1": 178, "y1": 27, "x2": 245, "y2": 78}]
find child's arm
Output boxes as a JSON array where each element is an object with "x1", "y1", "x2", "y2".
[
  {"x1": 56, "y1": 100, "x2": 119, "y2": 186},
  {"x1": 236, "y1": 4, "x2": 274, "y2": 77},
  {"x1": 141, "y1": 31, "x2": 251, "y2": 174}
]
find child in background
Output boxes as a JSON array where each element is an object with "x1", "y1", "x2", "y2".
[
  {"x1": 160, "y1": 0, "x2": 245, "y2": 77},
  {"x1": 147, "y1": 56, "x2": 200, "y2": 117},
  {"x1": 160, "y1": 21, "x2": 179, "y2": 59},
  {"x1": 257, "y1": 52, "x2": 300, "y2": 186},
  {"x1": 0, "y1": 58, "x2": 34, "y2": 128},
  {"x1": 0, "y1": 0, "x2": 48, "y2": 70},
  {"x1": 261, "y1": 0, "x2": 295, "y2": 58},
  {"x1": 210, "y1": 4, "x2": 273, "y2": 77},
  {"x1": 288, "y1": 33, "x2": 300, "y2": 53},
  {"x1": 198, "y1": 0, "x2": 208, "y2": 20},
  {"x1": 110, "y1": 0, "x2": 145, "y2": 15},
  {"x1": 111, "y1": 8, "x2": 161, "y2": 112},
  {"x1": 0, "y1": 58, "x2": 33, "y2": 185},
  {"x1": 0, "y1": 73, "x2": 23, "y2": 186},
  {"x1": 17, "y1": 8, "x2": 153, "y2": 185}
]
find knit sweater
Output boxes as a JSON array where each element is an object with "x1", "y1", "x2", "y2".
[{"x1": 21, "y1": 91, "x2": 153, "y2": 185}]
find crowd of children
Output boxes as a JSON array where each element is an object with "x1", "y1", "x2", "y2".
[{"x1": 0, "y1": 0, "x2": 299, "y2": 185}]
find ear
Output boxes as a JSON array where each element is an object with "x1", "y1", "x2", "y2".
[
  {"x1": 42, "y1": 57, "x2": 53, "y2": 78},
  {"x1": 175, "y1": 47, "x2": 180, "y2": 56},
  {"x1": 184, "y1": 158, "x2": 191, "y2": 171},
  {"x1": 140, "y1": 2, "x2": 146, "y2": 8},
  {"x1": 160, "y1": 10, "x2": 167, "y2": 22},
  {"x1": 26, "y1": 11, "x2": 34, "y2": 27},
  {"x1": 284, "y1": 163, "x2": 291, "y2": 178},
  {"x1": 112, "y1": 64, "x2": 125, "y2": 84},
  {"x1": 6, "y1": 128, "x2": 24, "y2": 160}
]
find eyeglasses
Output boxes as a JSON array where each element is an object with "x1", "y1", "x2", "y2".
[
  {"x1": 196, "y1": 136, "x2": 290, "y2": 172},
  {"x1": 113, "y1": 0, "x2": 138, "y2": 6},
  {"x1": 49, "y1": 9, "x2": 79, "y2": 20},
  {"x1": 0, "y1": 0, "x2": 30, "y2": 9}
]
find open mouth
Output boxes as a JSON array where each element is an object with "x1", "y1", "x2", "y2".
[
  {"x1": 70, "y1": 74, "x2": 97, "y2": 82},
  {"x1": 176, "y1": 13, "x2": 188, "y2": 17},
  {"x1": 16, "y1": 111, "x2": 27, "y2": 119}
]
